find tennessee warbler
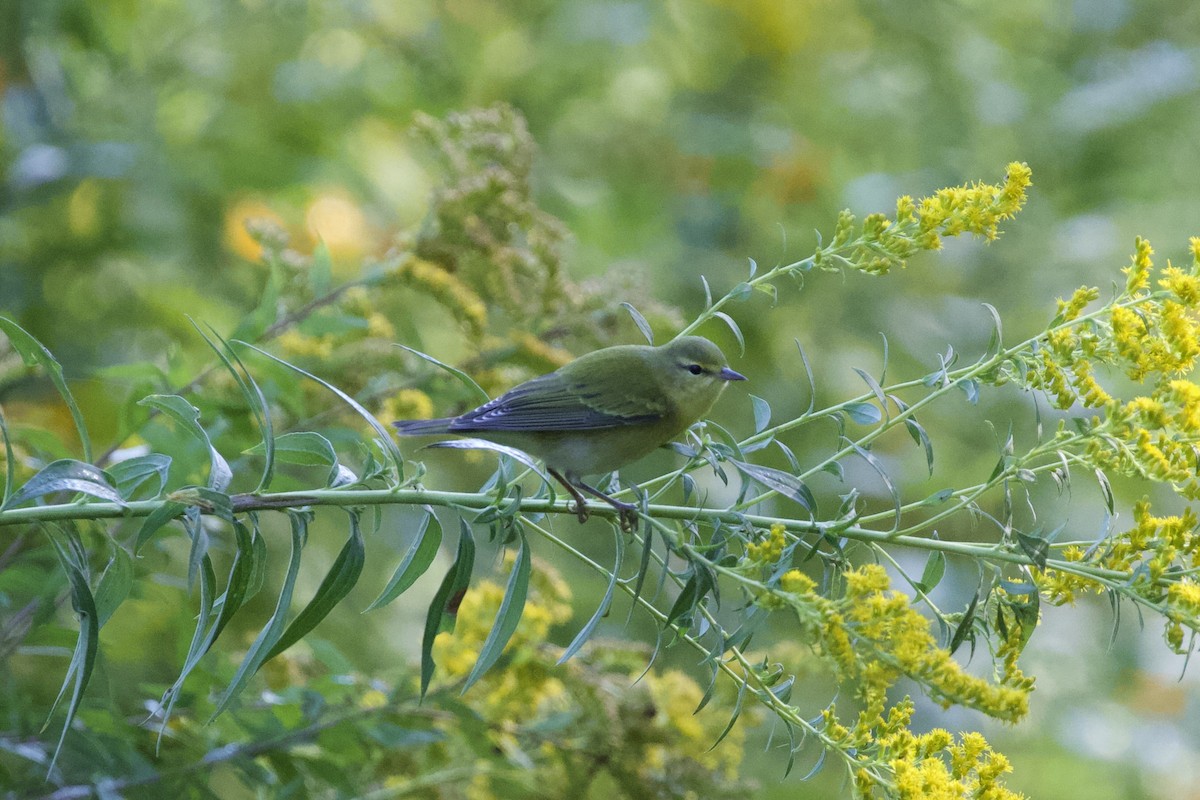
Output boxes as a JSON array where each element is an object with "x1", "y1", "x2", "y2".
[{"x1": 393, "y1": 335, "x2": 746, "y2": 529}]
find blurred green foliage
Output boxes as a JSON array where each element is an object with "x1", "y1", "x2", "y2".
[{"x1": 3, "y1": 0, "x2": 1200, "y2": 798}]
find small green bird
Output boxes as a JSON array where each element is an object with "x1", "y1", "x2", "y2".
[{"x1": 393, "y1": 336, "x2": 746, "y2": 529}]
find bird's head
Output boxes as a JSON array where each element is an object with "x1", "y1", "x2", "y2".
[{"x1": 654, "y1": 335, "x2": 747, "y2": 417}]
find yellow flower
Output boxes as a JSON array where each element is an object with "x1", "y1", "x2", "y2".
[
  {"x1": 780, "y1": 569, "x2": 816, "y2": 594},
  {"x1": 1123, "y1": 236, "x2": 1154, "y2": 293}
]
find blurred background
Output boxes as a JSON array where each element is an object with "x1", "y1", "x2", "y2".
[{"x1": 3, "y1": 0, "x2": 1200, "y2": 797}]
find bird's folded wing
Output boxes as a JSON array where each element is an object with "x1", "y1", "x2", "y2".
[{"x1": 449, "y1": 372, "x2": 667, "y2": 432}]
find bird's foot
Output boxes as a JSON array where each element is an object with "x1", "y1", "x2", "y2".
[
  {"x1": 616, "y1": 505, "x2": 639, "y2": 533},
  {"x1": 570, "y1": 498, "x2": 590, "y2": 524}
]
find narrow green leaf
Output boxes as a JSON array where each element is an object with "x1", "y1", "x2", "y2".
[
  {"x1": 461, "y1": 531, "x2": 530, "y2": 693},
  {"x1": 193, "y1": 320, "x2": 276, "y2": 493},
  {"x1": 665, "y1": 565, "x2": 714, "y2": 630},
  {"x1": 709, "y1": 676, "x2": 747, "y2": 750},
  {"x1": 0, "y1": 316, "x2": 92, "y2": 462},
  {"x1": 44, "y1": 531, "x2": 99, "y2": 775},
  {"x1": 851, "y1": 367, "x2": 887, "y2": 412},
  {"x1": 844, "y1": 402, "x2": 882, "y2": 425},
  {"x1": 1095, "y1": 468, "x2": 1114, "y2": 514},
  {"x1": 421, "y1": 519, "x2": 476, "y2": 697},
  {"x1": 0, "y1": 406, "x2": 14, "y2": 504},
  {"x1": 182, "y1": 508, "x2": 210, "y2": 592},
  {"x1": 730, "y1": 459, "x2": 815, "y2": 515},
  {"x1": 426, "y1": 438, "x2": 551, "y2": 487},
  {"x1": 210, "y1": 509, "x2": 309, "y2": 719},
  {"x1": 626, "y1": 527, "x2": 655, "y2": 627},
  {"x1": 393, "y1": 343, "x2": 490, "y2": 405},
  {"x1": 265, "y1": 511, "x2": 366, "y2": 661},
  {"x1": 949, "y1": 592, "x2": 980, "y2": 655},
  {"x1": 621, "y1": 302, "x2": 655, "y2": 345},
  {"x1": 850, "y1": 442, "x2": 901, "y2": 531},
  {"x1": 94, "y1": 544, "x2": 134, "y2": 628},
  {"x1": 1016, "y1": 531, "x2": 1049, "y2": 569},
  {"x1": 919, "y1": 488, "x2": 954, "y2": 507},
  {"x1": 560, "y1": 525, "x2": 624, "y2": 664},
  {"x1": 138, "y1": 395, "x2": 231, "y2": 491},
  {"x1": 107, "y1": 454, "x2": 172, "y2": 499},
  {"x1": 135, "y1": 501, "x2": 186, "y2": 552},
  {"x1": 917, "y1": 551, "x2": 946, "y2": 593},
  {"x1": 749, "y1": 395, "x2": 771, "y2": 433},
  {"x1": 248, "y1": 431, "x2": 357, "y2": 487},
  {"x1": 713, "y1": 311, "x2": 744, "y2": 356},
  {"x1": 237, "y1": 341, "x2": 405, "y2": 483},
  {"x1": 158, "y1": 554, "x2": 217, "y2": 747},
  {"x1": 982, "y1": 302, "x2": 1004, "y2": 357},
  {"x1": 367, "y1": 509, "x2": 443, "y2": 610},
  {"x1": 246, "y1": 518, "x2": 269, "y2": 602},
  {"x1": 2, "y1": 459, "x2": 124, "y2": 510},
  {"x1": 207, "y1": 519, "x2": 256, "y2": 650}
]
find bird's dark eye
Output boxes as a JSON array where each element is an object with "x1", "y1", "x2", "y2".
[{"x1": 687, "y1": 364, "x2": 704, "y2": 375}]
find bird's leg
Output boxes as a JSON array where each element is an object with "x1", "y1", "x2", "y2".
[
  {"x1": 548, "y1": 468, "x2": 590, "y2": 524},
  {"x1": 575, "y1": 479, "x2": 639, "y2": 532}
]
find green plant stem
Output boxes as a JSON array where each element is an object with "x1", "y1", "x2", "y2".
[{"x1": 0, "y1": 486, "x2": 1137, "y2": 585}]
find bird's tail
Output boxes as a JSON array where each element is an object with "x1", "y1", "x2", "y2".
[{"x1": 392, "y1": 418, "x2": 455, "y2": 436}]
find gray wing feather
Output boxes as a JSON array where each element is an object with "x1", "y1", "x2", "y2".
[{"x1": 448, "y1": 373, "x2": 662, "y2": 432}]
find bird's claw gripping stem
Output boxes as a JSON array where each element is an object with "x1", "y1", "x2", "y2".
[{"x1": 549, "y1": 468, "x2": 640, "y2": 532}]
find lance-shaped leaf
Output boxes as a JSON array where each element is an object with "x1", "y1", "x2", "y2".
[
  {"x1": 916, "y1": 550, "x2": 947, "y2": 594},
  {"x1": 138, "y1": 395, "x2": 231, "y2": 491},
  {"x1": 749, "y1": 395, "x2": 771, "y2": 434},
  {"x1": 44, "y1": 531, "x2": 99, "y2": 775},
  {"x1": 665, "y1": 563, "x2": 715, "y2": 630},
  {"x1": 714, "y1": 311, "x2": 744, "y2": 356},
  {"x1": 265, "y1": 511, "x2": 366, "y2": 661},
  {"x1": 210, "y1": 510, "x2": 309, "y2": 719},
  {"x1": 424, "y1": 439, "x2": 552, "y2": 488},
  {"x1": 193, "y1": 320, "x2": 275, "y2": 493},
  {"x1": 560, "y1": 526, "x2": 624, "y2": 664},
  {"x1": 0, "y1": 316, "x2": 92, "y2": 462},
  {"x1": 367, "y1": 509, "x2": 443, "y2": 610},
  {"x1": 2, "y1": 459, "x2": 124, "y2": 510},
  {"x1": 107, "y1": 454, "x2": 172, "y2": 500},
  {"x1": 247, "y1": 431, "x2": 357, "y2": 487},
  {"x1": 157, "y1": 553, "x2": 217, "y2": 748},
  {"x1": 461, "y1": 531, "x2": 530, "y2": 693},
  {"x1": 236, "y1": 341, "x2": 405, "y2": 483},
  {"x1": 0, "y1": 407, "x2": 14, "y2": 504},
  {"x1": 621, "y1": 302, "x2": 654, "y2": 344},
  {"x1": 94, "y1": 543, "x2": 133, "y2": 628},
  {"x1": 393, "y1": 343, "x2": 490, "y2": 405},
  {"x1": 135, "y1": 501, "x2": 187, "y2": 553},
  {"x1": 730, "y1": 459, "x2": 815, "y2": 515},
  {"x1": 421, "y1": 519, "x2": 476, "y2": 697}
]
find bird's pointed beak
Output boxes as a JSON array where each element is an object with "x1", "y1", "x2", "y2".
[{"x1": 719, "y1": 366, "x2": 747, "y2": 382}]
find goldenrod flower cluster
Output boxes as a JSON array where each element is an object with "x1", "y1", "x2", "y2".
[
  {"x1": 1035, "y1": 499, "x2": 1200, "y2": 652},
  {"x1": 431, "y1": 557, "x2": 750, "y2": 798},
  {"x1": 772, "y1": 563, "x2": 1030, "y2": 787},
  {"x1": 857, "y1": 710, "x2": 1023, "y2": 800},
  {"x1": 745, "y1": 521, "x2": 788, "y2": 564},
  {"x1": 818, "y1": 163, "x2": 1031, "y2": 275},
  {"x1": 1014, "y1": 239, "x2": 1200, "y2": 505},
  {"x1": 761, "y1": 564, "x2": 1028, "y2": 797}
]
